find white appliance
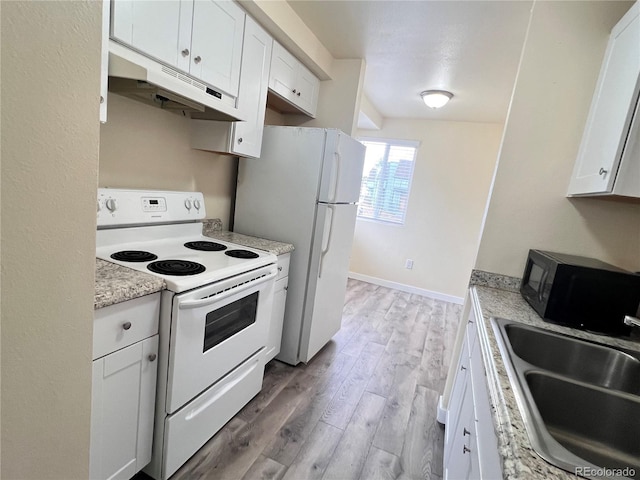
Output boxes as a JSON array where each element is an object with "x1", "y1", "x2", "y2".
[
  {"x1": 95, "y1": 188, "x2": 277, "y2": 480},
  {"x1": 234, "y1": 127, "x2": 365, "y2": 365}
]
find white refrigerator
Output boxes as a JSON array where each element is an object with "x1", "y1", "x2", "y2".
[{"x1": 234, "y1": 126, "x2": 365, "y2": 365}]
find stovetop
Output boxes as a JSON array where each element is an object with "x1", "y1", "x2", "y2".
[{"x1": 96, "y1": 223, "x2": 277, "y2": 293}]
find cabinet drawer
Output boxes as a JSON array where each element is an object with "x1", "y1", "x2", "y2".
[
  {"x1": 93, "y1": 293, "x2": 160, "y2": 360},
  {"x1": 276, "y1": 253, "x2": 290, "y2": 280}
]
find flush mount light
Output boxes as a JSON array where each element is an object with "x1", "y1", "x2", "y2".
[{"x1": 420, "y1": 90, "x2": 453, "y2": 109}]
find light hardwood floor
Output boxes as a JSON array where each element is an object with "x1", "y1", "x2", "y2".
[{"x1": 151, "y1": 279, "x2": 462, "y2": 480}]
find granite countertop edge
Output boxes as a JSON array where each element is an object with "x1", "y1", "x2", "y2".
[
  {"x1": 204, "y1": 230, "x2": 294, "y2": 256},
  {"x1": 94, "y1": 259, "x2": 166, "y2": 310},
  {"x1": 469, "y1": 284, "x2": 640, "y2": 480}
]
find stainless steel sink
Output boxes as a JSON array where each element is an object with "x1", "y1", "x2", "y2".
[
  {"x1": 503, "y1": 322, "x2": 640, "y2": 395},
  {"x1": 491, "y1": 318, "x2": 640, "y2": 479}
]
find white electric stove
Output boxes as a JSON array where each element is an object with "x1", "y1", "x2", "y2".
[{"x1": 96, "y1": 188, "x2": 277, "y2": 479}]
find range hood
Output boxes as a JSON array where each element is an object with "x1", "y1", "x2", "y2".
[{"x1": 108, "y1": 41, "x2": 245, "y2": 122}]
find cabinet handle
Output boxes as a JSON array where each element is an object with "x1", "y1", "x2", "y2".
[
  {"x1": 297, "y1": 91, "x2": 301, "y2": 97},
  {"x1": 460, "y1": 365, "x2": 467, "y2": 371},
  {"x1": 122, "y1": 321, "x2": 132, "y2": 330},
  {"x1": 599, "y1": 167, "x2": 608, "y2": 176},
  {"x1": 194, "y1": 56, "x2": 202, "y2": 64},
  {"x1": 284, "y1": 285, "x2": 288, "y2": 291},
  {"x1": 278, "y1": 266, "x2": 283, "y2": 272},
  {"x1": 463, "y1": 427, "x2": 471, "y2": 436},
  {"x1": 463, "y1": 445, "x2": 471, "y2": 454},
  {"x1": 148, "y1": 353, "x2": 157, "y2": 362},
  {"x1": 237, "y1": 137, "x2": 243, "y2": 144},
  {"x1": 292, "y1": 89, "x2": 297, "y2": 94},
  {"x1": 181, "y1": 48, "x2": 190, "y2": 57}
]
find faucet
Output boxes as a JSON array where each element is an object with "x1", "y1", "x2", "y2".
[{"x1": 623, "y1": 315, "x2": 640, "y2": 328}]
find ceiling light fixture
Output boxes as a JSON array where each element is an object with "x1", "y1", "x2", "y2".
[{"x1": 420, "y1": 90, "x2": 453, "y2": 109}]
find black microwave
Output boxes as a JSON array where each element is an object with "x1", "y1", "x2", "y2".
[{"x1": 520, "y1": 249, "x2": 640, "y2": 336}]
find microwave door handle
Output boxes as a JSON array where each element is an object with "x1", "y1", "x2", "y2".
[
  {"x1": 538, "y1": 270, "x2": 549, "y2": 303},
  {"x1": 178, "y1": 269, "x2": 277, "y2": 310}
]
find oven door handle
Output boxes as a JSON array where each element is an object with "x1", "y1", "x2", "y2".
[{"x1": 178, "y1": 269, "x2": 277, "y2": 310}]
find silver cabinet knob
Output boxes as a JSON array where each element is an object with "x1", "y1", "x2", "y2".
[
  {"x1": 122, "y1": 321, "x2": 132, "y2": 330},
  {"x1": 284, "y1": 285, "x2": 288, "y2": 291},
  {"x1": 194, "y1": 56, "x2": 202, "y2": 64},
  {"x1": 278, "y1": 266, "x2": 283, "y2": 272},
  {"x1": 463, "y1": 445, "x2": 471, "y2": 454},
  {"x1": 460, "y1": 365, "x2": 467, "y2": 371},
  {"x1": 292, "y1": 89, "x2": 297, "y2": 94},
  {"x1": 182, "y1": 48, "x2": 189, "y2": 57},
  {"x1": 599, "y1": 168, "x2": 608, "y2": 176},
  {"x1": 463, "y1": 428, "x2": 471, "y2": 436},
  {"x1": 238, "y1": 138, "x2": 243, "y2": 144},
  {"x1": 296, "y1": 91, "x2": 301, "y2": 97},
  {"x1": 148, "y1": 353, "x2": 157, "y2": 362}
]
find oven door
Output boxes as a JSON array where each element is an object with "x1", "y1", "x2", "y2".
[{"x1": 165, "y1": 264, "x2": 277, "y2": 413}]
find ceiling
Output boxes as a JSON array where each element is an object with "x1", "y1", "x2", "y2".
[{"x1": 287, "y1": 0, "x2": 533, "y2": 125}]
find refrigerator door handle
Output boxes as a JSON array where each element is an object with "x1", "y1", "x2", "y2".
[
  {"x1": 318, "y1": 205, "x2": 335, "y2": 278},
  {"x1": 329, "y1": 136, "x2": 342, "y2": 203}
]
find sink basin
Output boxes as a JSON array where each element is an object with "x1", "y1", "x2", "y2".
[
  {"x1": 491, "y1": 318, "x2": 640, "y2": 479},
  {"x1": 527, "y1": 372, "x2": 640, "y2": 477},
  {"x1": 504, "y1": 323, "x2": 640, "y2": 395}
]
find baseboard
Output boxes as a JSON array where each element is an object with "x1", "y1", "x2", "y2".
[{"x1": 348, "y1": 272, "x2": 464, "y2": 305}]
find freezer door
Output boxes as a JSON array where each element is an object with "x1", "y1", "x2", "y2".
[
  {"x1": 317, "y1": 131, "x2": 365, "y2": 204},
  {"x1": 301, "y1": 203, "x2": 358, "y2": 362}
]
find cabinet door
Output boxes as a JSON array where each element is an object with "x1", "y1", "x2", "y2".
[
  {"x1": 90, "y1": 336, "x2": 159, "y2": 480},
  {"x1": 568, "y1": 4, "x2": 640, "y2": 195},
  {"x1": 269, "y1": 42, "x2": 298, "y2": 103},
  {"x1": 110, "y1": 0, "x2": 191, "y2": 70},
  {"x1": 445, "y1": 334, "x2": 470, "y2": 449},
  {"x1": 265, "y1": 277, "x2": 287, "y2": 363},
  {"x1": 191, "y1": 0, "x2": 245, "y2": 96},
  {"x1": 231, "y1": 16, "x2": 273, "y2": 157},
  {"x1": 444, "y1": 380, "x2": 474, "y2": 480},
  {"x1": 295, "y1": 63, "x2": 320, "y2": 117}
]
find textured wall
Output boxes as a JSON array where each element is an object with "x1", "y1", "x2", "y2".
[
  {"x1": 99, "y1": 95, "x2": 238, "y2": 227},
  {"x1": 475, "y1": 0, "x2": 640, "y2": 278},
  {"x1": 1, "y1": 1, "x2": 101, "y2": 478}
]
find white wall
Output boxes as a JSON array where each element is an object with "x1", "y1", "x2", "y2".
[
  {"x1": 99, "y1": 95, "x2": 238, "y2": 227},
  {"x1": 350, "y1": 119, "x2": 503, "y2": 300},
  {"x1": 475, "y1": 0, "x2": 640, "y2": 278},
  {"x1": 1, "y1": 1, "x2": 101, "y2": 477}
]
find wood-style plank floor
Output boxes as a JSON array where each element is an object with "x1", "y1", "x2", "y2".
[{"x1": 150, "y1": 279, "x2": 461, "y2": 480}]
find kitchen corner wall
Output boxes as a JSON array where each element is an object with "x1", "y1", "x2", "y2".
[
  {"x1": 2, "y1": 1, "x2": 101, "y2": 478},
  {"x1": 99, "y1": 94, "x2": 237, "y2": 226},
  {"x1": 350, "y1": 119, "x2": 503, "y2": 300},
  {"x1": 475, "y1": 0, "x2": 640, "y2": 278}
]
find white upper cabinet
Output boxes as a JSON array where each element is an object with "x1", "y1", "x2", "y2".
[
  {"x1": 567, "y1": 2, "x2": 640, "y2": 197},
  {"x1": 110, "y1": 0, "x2": 245, "y2": 97},
  {"x1": 190, "y1": 0, "x2": 244, "y2": 97},
  {"x1": 269, "y1": 41, "x2": 320, "y2": 117},
  {"x1": 191, "y1": 15, "x2": 273, "y2": 158}
]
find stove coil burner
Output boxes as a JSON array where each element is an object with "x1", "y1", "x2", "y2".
[
  {"x1": 225, "y1": 249, "x2": 259, "y2": 259},
  {"x1": 184, "y1": 241, "x2": 227, "y2": 252},
  {"x1": 111, "y1": 250, "x2": 158, "y2": 262},
  {"x1": 147, "y1": 260, "x2": 206, "y2": 276}
]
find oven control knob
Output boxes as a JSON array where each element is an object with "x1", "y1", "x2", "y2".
[
  {"x1": 193, "y1": 199, "x2": 201, "y2": 211},
  {"x1": 105, "y1": 198, "x2": 117, "y2": 212},
  {"x1": 96, "y1": 201, "x2": 101, "y2": 212},
  {"x1": 184, "y1": 199, "x2": 192, "y2": 211}
]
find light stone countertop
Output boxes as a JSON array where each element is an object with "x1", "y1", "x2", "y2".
[
  {"x1": 470, "y1": 283, "x2": 640, "y2": 480},
  {"x1": 94, "y1": 258, "x2": 165, "y2": 309},
  {"x1": 205, "y1": 231, "x2": 294, "y2": 256}
]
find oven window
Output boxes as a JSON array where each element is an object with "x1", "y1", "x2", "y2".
[{"x1": 203, "y1": 292, "x2": 258, "y2": 352}]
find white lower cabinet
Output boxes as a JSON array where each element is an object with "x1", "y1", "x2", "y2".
[
  {"x1": 91, "y1": 293, "x2": 161, "y2": 480},
  {"x1": 265, "y1": 253, "x2": 289, "y2": 363},
  {"x1": 444, "y1": 304, "x2": 501, "y2": 480}
]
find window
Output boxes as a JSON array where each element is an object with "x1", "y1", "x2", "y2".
[{"x1": 357, "y1": 138, "x2": 419, "y2": 225}]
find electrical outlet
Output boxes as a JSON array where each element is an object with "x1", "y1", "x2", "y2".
[{"x1": 405, "y1": 259, "x2": 414, "y2": 269}]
